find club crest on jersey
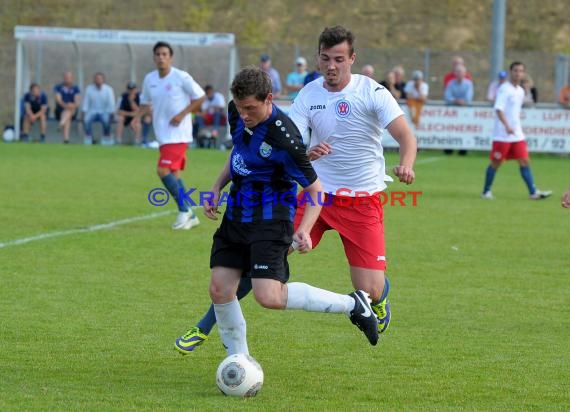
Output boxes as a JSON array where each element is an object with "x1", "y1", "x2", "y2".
[
  {"x1": 232, "y1": 153, "x2": 251, "y2": 176},
  {"x1": 335, "y1": 99, "x2": 351, "y2": 118},
  {"x1": 259, "y1": 142, "x2": 272, "y2": 158}
]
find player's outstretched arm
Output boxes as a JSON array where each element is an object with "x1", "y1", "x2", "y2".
[{"x1": 387, "y1": 115, "x2": 417, "y2": 184}]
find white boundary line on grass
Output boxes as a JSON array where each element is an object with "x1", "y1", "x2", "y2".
[
  {"x1": 1, "y1": 156, "x2": 445, "y2": 251},
  {"x1": 0, "y1": 210, "x2": 174, "y2": 250}
]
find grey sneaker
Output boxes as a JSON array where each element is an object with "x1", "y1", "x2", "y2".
[{"x1": 529, "y1": 190, "x2": 552, "y2": 200}]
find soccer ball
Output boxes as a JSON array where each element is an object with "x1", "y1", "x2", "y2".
[
  {"x1": 3, "y1": 127, "x2": 14, "y2": 143},
  {"x1": 216, "y1": 353, "x2": 264, "y2": 397}
]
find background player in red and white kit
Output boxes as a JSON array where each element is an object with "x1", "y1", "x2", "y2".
[
  {"x1": 136, "y1": 41, "x2": 206, "y2": 229},
  {"x1": 481, "y1": 61, "x2": 551, "y2": 200}
]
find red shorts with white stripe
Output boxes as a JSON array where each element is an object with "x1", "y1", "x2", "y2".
[
  {"x1": 490, "y1": 140, "x2": 529, "y2": 161},
  {"x1": 158, "y1": 143, "x2": 189, "y2": 170},
  {"x1": 294, "y1": 192, "x2": 386, "y2": 270}
]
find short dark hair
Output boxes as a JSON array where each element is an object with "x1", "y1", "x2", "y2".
[
  {"x1": 153, "y1": 41, "x2": 173, "y2": 56},
  {"x1": 204, "y1": 85, "x2": 214, "y2": 92},
  {"x1": 29, "y1": 83, "x2": 39, "y2": 91},
  {"x1": 318, "y1": 25, "x2": 355, "y2": 55},
  {"x1": 230, "y1": 66, "x2": 272, "y2": 101},
  {"x1": 510, "y1": 61, "x2": 525, "y2": 70}
]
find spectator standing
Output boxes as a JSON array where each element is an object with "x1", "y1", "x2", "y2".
[
  {"x1": 380, "y1": 70, "x2": 402, "y2": 100},
  {"x1": 521, "y1": 74, "x2": 537, "y2": 106},
  {"x1": 54, "y1": 71, "x2": 81, "y2": 144},
  {"x1": 82, "y1": 72, "x2": 116, "y2": 145},
  {"x1": 486, "y1": 70, "x2": 508, "y2": 103},
  {"x1": 392, "y1": 65, "x2": 407, "y2": 99},
  {"x1": 361, "y1": 64, "x2": 375, "y2": 79},
  {"x1": 444, "y1": 65, "x2": 473, "y2": 155},
  {"x1": 559, "y1": 83, "x2": 570, "y2": 108},
  {"x1": 443, "y1": 56, "x2": 473, "y2": 88},
  {"x1": 285, "y1": 57, "x2": 308, "y2": 99},
  {"x1": 21, "y1": 83, "x2": 48, "y2": 142},
  {"x1": 303, "y1": 61, "x2": 322, "y2": 86},
  {"x1": 404, "y1": 70, "x2": 429, "y2": 127},
  {"x1": 260, "y1": 54, "x2": 282, "y2": 97},
  {"x1": 444, "y1": 65, "x2": 473, "y2": 106}
]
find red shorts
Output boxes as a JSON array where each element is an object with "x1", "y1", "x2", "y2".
[
  {"x1": 158, "y1": 143, "x2": 189, "y2": 170},
  {"x1": 490, "y1": 140, "x2": 529, "y2": 161},
  {"x1": 294, "y1": 192, "x2": 386, "y2": 270}
]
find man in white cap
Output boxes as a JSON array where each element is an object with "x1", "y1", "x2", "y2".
[{"x1": 285, "y1": 56, "x2": 308, "y2": 99}]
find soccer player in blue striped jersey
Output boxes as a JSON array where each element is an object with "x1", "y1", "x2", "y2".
[{"x1": 176, "y1": 66, "x2": 379, "y2": 355}]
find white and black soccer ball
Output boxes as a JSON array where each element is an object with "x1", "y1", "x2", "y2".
[{"x1": 216, "y1": 353, "x2": 264, "y2": 397}]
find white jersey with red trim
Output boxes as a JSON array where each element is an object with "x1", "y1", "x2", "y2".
[
  {"x1": 288, "y1": 74, "x2": 404, "y2": 195},
  {"x1": 492, "y1": 81, "x2": 525, "y2": 143},
  {"x1": 141, "y1": 67, "x2": 205, "y2": 145}
]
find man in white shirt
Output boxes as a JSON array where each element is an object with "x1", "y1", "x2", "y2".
[
  {"x1": 481, "y1": 61, "x2": 551, "y2": 200},
  {"x1": 136, "y1": 41, "x2": 206, "y2": 229},
  {"x1": 82, "y1": 72, "x2": 115, "y2": 145},
  {"x1": 288, "y1": 25, "x2": 416, "y2": 335}
]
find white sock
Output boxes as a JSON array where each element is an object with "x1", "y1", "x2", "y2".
[
  {"x1": 214, "y1": 299, "x2": 249, "y2": 355},
  {"x1": 285, "y1": 282, "x2": 355, "y2": 315}
]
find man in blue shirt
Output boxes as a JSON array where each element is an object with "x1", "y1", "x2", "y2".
[
  {"x1": 285, "y1": 56, "x2": 308, "y2": 98},
  {"x1": 54, "y1": 71, "x2": 81, "y2": 143},
  {"x1": 21, "y1": 83, "x2": 48, "y2": 142},
  {"x1": 444, "y1": 65, "x2": 474, "y2": 106},
  {"x1": 176, "y1": 66, "x2": 379, "y2": 356},
  {"x1": 259, "y1": 54, "x2": 282, "y2": 97}
]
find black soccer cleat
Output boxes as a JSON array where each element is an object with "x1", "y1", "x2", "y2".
[{"x1": 348, "y1": 290, "x2": 379, "y2": 346}]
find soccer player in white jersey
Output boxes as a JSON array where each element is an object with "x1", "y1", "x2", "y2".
[
  {"x1": 136, "y1": 41, "x2": 206, "y2": 229},
  {"x1": 288, "y1": 25, "x2": 417, "y2": 334},
  {"x1": 174, "y1": 26, "x2": 416, "y2": 354},
  {"x1": 481, "y1": 61, "x2": 551, "y2": 200}
]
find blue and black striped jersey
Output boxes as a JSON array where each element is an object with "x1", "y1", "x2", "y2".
[{"x1": 225, "y1": 100, "x2": 317, "y2": 223}]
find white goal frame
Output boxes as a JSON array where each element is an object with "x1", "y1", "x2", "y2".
[{"x1": 13, "y1": 26, "x2": 238, "y2": 140}]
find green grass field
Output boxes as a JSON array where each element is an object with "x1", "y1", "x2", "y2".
[{"x1": 1, "y1": 143, "x2": 568, "y2": 411}]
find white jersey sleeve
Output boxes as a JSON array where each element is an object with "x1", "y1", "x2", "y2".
[
  {"x1": 371, "y1": 82, "x2": 405, "y2": 128},
  {"x1": 140, "y1": 73, "x2": 151, "y2": 106},
  {"x1": 493, "y1": 83, "x2": 508, "y2": 112},
  {"x1": 181, "y1": 72, "x2": 205, "y2": 101},
  {"x1": 288, "y1": 92, "x2": 311, "y2": 145}
]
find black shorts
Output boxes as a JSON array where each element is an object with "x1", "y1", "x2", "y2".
[
  {"x1": 210, "y1": 217, "x2": 293, "y2": 283},
  {"x1": 123, "y1": 116, "x2": 135, "y2": 126},
  {"x1": 55, "y1": 105, "x2": 78, "y2": 121}
]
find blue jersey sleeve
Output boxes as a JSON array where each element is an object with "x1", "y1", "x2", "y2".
[{"x1": 266, "y1": 111, "x2": 317, "y2": 188}]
